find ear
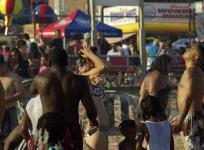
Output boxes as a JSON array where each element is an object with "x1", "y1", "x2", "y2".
[{"x1": 192, "y1": 55, "x2": 198, "y2": 62}]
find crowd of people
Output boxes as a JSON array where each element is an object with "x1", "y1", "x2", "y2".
[
  {"x1": 0, "y1": 29, "x2": 203, "y2": 150},
  {"x1": 0, "y1": 30, "x2": 110, "y2": 150}
]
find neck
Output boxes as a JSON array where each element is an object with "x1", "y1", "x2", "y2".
[
  {"x1": 185, "y1": 61, "x2": 198, "y2": 69},
  {"x1": 125, "y1": 138, "x2": 135, "y2": 142},
  {"x1": 149, "y1": 116, "x2": 162, "y2": 122},
  {"x1": 50, "y1": 66, "x2": 66, "y2": 77}
]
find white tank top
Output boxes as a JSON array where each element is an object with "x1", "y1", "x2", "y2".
[
  {"x1": 26, "y1": 95, "x2": 43, "y2": 134},
  {"x1": 145, "y1": 120, "x2": 171, "y2": 150}
]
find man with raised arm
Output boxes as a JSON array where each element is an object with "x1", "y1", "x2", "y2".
[
  {"x1": 171, "y1": 43, "x2": 204, "y2": 149},
  {"x1": 48, "y1": 48, "x2": 98, "y2": 150}
]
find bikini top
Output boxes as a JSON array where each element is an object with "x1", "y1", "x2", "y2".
[{"x1": 89, "y1": 75, "x2": 105, "y2": 97}]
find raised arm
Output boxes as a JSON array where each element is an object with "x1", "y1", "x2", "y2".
[
  {"x1": 80, "y1": 77, "x2": 98, "y2": 126},
  {"x1": 80, "y1": 45, "x2": 107, "y2": 76}
]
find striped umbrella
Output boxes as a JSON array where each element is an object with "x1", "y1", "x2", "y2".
[{"x1": 34, "y1": 4, "x2": 56, "y2": 24}]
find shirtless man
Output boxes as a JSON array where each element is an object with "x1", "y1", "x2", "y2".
[
  {"x1": 0, "y1": 55, "x2": 24, "y2": 137},
  {"x1": 3, "y1": 49, "x2": 98, "y2": 150},
  {"x1": 47, "y1": 48, "x2": 98, "y2": 149},
  {"x1": 171, "y1": 43, "x2": 204, "y2": 149},
  {"x1": 25, "y1": 48, "x2": 97, "y2": 150}
]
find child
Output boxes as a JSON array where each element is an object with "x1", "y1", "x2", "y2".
[
  {"x1": 119, "y1": 120, "x2": 137, "y2": 150},
  {"x1": 136, "y1": 95, "x2": 174, "y2": 150},
  {"x1": 39, "y1": 54, "x2": 49, "y2": 74},
  {"x1": 35, "y1": 112, "x2": 66, "y2": 150}
]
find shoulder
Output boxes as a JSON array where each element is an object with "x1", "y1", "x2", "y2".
[
  {"x1": 148, "y1": 71, "x2": 162, "y2": 84},
  {"x1": 8, "y1": 72, "x2": 22, "y2": 82},
  {"x1": 184, "y1": 67, "x2": 198, "y2": 81}
]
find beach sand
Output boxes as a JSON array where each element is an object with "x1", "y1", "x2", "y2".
[{"x1": 81, "y1": 94, "x2": 185, "y2": 150}]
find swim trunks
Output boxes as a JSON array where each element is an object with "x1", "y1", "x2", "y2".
[{"x1": 183, "y1": 111, "x2": 204, "y2": 150}]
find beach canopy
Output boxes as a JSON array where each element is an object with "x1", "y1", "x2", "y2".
[
  {"x1": 36, "y1": 9, "x2": 122, "y2": 38},
  {"x1": 172, "y1": 38, "x2": 189, "y2": 49}
]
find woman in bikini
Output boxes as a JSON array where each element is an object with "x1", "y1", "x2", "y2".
[{"x1": 77, "y1": 42, "x2": 109, "y2": 150}]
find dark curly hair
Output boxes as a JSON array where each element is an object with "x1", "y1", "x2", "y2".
[
  {"x1": 119, "y1": 120, "x2": 136, "y2": 136},
  {"x1": 36, "y1": 112, "x2": 66, "y2": 147},
  {"x1": 48, "y1": 48, "x2": 68, "y2": 67},
  {"x1": 149, "y1": 55, "x2": 172, "y2": 74},
  {"x1": 140, "y1": 95, "x2": 167, "y2": 120}
]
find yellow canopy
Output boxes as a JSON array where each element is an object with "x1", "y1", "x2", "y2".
[{"x1": 115, "y1": 22, "x2": 194, "y2": 33}]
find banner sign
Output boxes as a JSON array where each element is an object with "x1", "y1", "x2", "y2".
[
  {"x1": 144, "y1": 3, "x2": 189, "y2": 23},
  {"x1": 95, "y1": 0, "x2": 140, "y2": 6},
  {"x1": 103, "y1": 6, "x2": 139, "y2": 26},
  {"x1": 103, "y1": 3, "x2": 190, "y2": 26}
]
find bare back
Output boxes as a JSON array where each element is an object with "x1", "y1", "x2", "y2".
[
  {"x1": 177, "y1": 67, "x2": 204, "y2": 113},
  {"x1": 30, "y1": 73, "x2": 65, "y2": 114},
  {"x1": 140, "y1": 71, "x2": 168, "y2": 101},
  {"x1": 60, "y1": 71, "x2": 97, "y2": 125}
]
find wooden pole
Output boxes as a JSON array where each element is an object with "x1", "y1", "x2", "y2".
[{"x1": 139, "y1": 0, "x2": 146, "y2": 74}]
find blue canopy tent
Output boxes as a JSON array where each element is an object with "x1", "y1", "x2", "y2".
[{"x1": 37, "y1": 9, "x2": 122, "y2": 38}]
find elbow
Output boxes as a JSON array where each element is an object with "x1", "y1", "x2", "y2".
[
  {"x1": 99, "y1": 64, "x2": 107, "y2": 73},
  {"x1": 99, "y1": 65, "x2": 105, "y2": 71},
  {"x1": 104, "y1": 63, "x2": 109, "y2": 71}
]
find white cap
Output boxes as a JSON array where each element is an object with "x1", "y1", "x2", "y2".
[{"x1": 84, "y1": 32, "x2": 90, "y2": 39}]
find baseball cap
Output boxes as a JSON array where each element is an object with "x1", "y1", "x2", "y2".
[{"x1": 84, "y1": 32, "x2": 90, "y2": 39}]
